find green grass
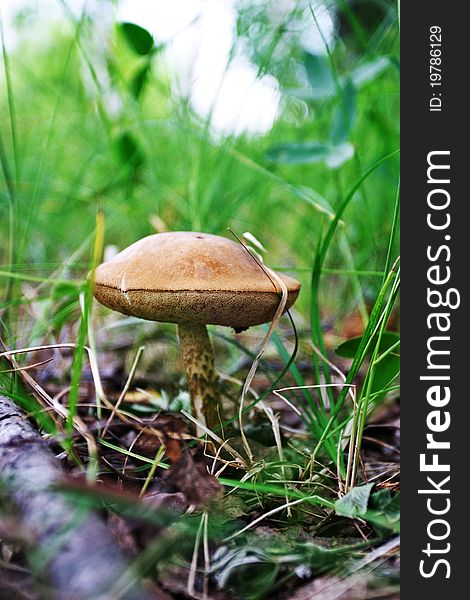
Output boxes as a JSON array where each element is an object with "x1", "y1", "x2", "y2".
[{"x1": 0, "y1": 2, "x2": 400, "y2": 598}]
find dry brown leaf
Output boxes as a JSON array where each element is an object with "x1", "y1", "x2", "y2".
[{"x1": 160, "y1": 450, "x2": 222, "y2": 507}]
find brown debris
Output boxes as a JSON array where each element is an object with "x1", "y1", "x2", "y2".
[{"x1": 159, "y1": 449, "x2": 222, "y2": 507}]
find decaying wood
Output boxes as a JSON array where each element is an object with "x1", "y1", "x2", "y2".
[{"x1": 0, "y1": 394, "x2": 154, "y2": 600}]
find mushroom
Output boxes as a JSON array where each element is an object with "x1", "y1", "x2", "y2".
[{"x1": 92, "y1": 232, "x2": 301, "y2": 432}]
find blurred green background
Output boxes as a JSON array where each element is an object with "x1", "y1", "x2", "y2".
[{"x1": 0, "y1": 0, "x2": 399, "y2": 338}]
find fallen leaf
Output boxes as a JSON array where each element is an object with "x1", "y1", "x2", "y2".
[{"x1": 160, "y1": 450, "x2": 222, "y2": 506}]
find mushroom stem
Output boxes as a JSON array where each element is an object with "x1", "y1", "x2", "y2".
[{"x1": 177, "y1": 322, "x2": 221, "y2": 433}]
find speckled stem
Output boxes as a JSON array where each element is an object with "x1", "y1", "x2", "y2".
[{"x1": 177, "y1": 322, "x2": 221, "y2": 433}]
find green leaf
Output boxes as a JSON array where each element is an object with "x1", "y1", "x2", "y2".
[
  {"x1": 114, "y1": 131, "x2": 145, "y2": 171},
  {"x1": 366, "y1": 491, "x2": 400, "y2": 533},
  {"x1": 304, "y1": 52, "x2": 336, "y2": 99},
  {"x1": 118, "y1": 22, "x2": 154, "y2": 56},
  {"x1": 335, "y1": 331, "x2": 400, "y2": 359},
  {"x1": 266, "y1": 141, "x2": 354, "y2": 168},
  {"x1": 335, "y1": 483, "x2": 374, "y2": 518},
  {"x1": 369, "y1": 352, "x2": 400, "y2": 400},
  {"x1": 267, "y1": 141, "x2": 330, "y2": 164},
  {"x1": 289, "y1": 56, "x2": 391, "y2": 101},
  {"x1": 329, "y1": 78, "x2": 357, "y2": 145},
  {"x1": 131, "y1": 62, "x2": 151, "y2": 99},
  {"x1": 370, "y1": 489, "x2": 395, "y2": 512},
  {"x1": 52, "y1": 281, "x2": 84, "y2": 299},
  {"x1": 324, "y1": 142, "x2": 354, "y2": 169},
  {"x1": 351, "y1": 56, "x2": 391, "y2": 87}
]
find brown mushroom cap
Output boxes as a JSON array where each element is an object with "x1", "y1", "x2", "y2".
[{"x1": 93, "y1": 232, "x2": 301, "y2": 329}]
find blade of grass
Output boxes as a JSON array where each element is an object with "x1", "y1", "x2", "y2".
[
  {"x1": 65, "y1": 210, "x2": 104, "y2": 470},
  {"x1": 310, "y1": 150, "x2": 399, "y2": 462},
  {"x1": 309, "y1": 256, "x2": 399, "y2": 475}
]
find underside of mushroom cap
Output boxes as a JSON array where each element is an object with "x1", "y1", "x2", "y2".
[{"x1": 93, "y1": 232, "x2": 301, "y2": 328}]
